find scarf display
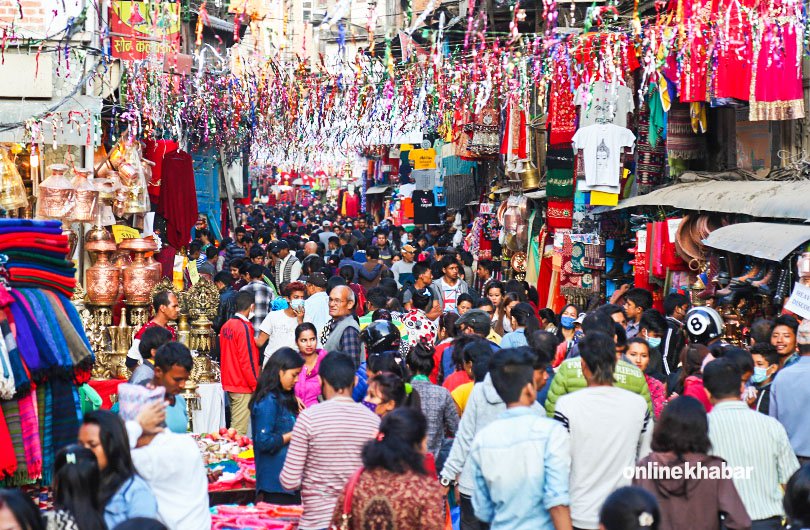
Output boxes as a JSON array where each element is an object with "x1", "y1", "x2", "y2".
[
  {"x1": 0, "y1": 399, "x2": 24, "y2": 482},
  {"x1": 18, "y1": 390, "x2": 42, "y2": 479},
  {"x1": 0, "y1": 219, "x2": 91, "y2": 487}
]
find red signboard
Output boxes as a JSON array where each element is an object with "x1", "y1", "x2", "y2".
[{"x1": 110, "y1": 1, "x2": 181, "y2": 61}]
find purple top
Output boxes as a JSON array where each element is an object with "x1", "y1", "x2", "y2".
[{"x1": 295, "y1": 349, "x2": 327, "y2": 408}]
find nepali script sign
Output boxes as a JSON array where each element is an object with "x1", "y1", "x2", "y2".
[
  {"x1": 110, "y1": 1, "x2": 181, "y2": 61},
  {"x1": 784, "y1": 282, "x2": 810, "y2": 320}
]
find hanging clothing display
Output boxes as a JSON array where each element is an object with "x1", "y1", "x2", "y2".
[
  {"x1": 666, "y1": 103, "x2": 707, "y2": 159},
  {"x1": 572, "y1": 123, "x2": 636, "y2": 194},
  {"x1": 636, "y1": 98, "x2": 668, "y2": 194},
  {"x1": 547, "y1": 47, "x2": 578, "y2": 145},
  {"x1": 412, "y1": 190, "x2": 440, "y2": 224},
  {"x1": 574, "y1": 81, "x2": 634, "y2": 128},
  {"x1": 749, "y1": 10, "x2": 804, "y2": 121},
  {"x1": 712, "y1": 0, "x2": 755, "y2": 101},
  {"x1": 158, "y1": 151, "x2": 199, "y2": 250}
]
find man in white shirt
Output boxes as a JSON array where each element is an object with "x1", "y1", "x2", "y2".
[
  {"x1": 257, "y1": 281, "x2": 306, "y2": 364},
  {"x1": 122, "y1": 400, "x2": 211, "y2": 530},
  {"x1": 553, "y1": 331, "x2": 652, "y2": 530},
  {"x1": 303, "y1": 272, "x2": 330, "y2": 340}
]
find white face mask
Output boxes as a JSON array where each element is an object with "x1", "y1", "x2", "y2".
[{"x1": 248, "y1": 312, "x2": 255, "y2": 320}]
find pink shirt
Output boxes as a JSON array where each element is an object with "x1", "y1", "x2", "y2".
[{"x1": 295, "y1": 349, "x2": 327, "y2": 408}]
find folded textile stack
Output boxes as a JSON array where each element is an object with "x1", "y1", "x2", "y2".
[
  {"x1": 0, "y1": 219, "x2": 76, "y2": 296},
  {"x1": 0, "y1": 219, "x2": 91, "y2": 486},
  {"x1": 211, "y1": 503, "x2": 302, "y2": 530}
]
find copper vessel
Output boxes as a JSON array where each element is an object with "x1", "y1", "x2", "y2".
[
  {"x1": 71, "y1": 169, "x2": 99, "y2": 222},
  {"x1": 37, "y1": 164, "x2": 75, "y2": 219},
  {"x1": 85, "y1": 240, "x2": 120, "y2": 305},
  {"x1": 120, "y1": 238, "x2": 158, "y2": 305},
  {"x1": 141, "y1": 238, "x2": 162, "y2": 284}
]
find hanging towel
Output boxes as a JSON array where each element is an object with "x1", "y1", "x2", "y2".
[
  {"x1": 18, "y1": 389, "x2": 42, "y2": 479},
  {"x1": 0, "y1": 406, "x2": 17, "y2": 480},
  {"x1": 0, "y1": 322, "x2": 15, "y2": 399},
  {"x1": 43, "y1": 291, "x2": 94, "y2": 367},
  {"x1": 38, "y1": 383, "x2": 54, "y2": 484},
  {"x1": 8, "y1": 294, "x2": 60, "y2": 379},
  {"x1": 0, "y1": 311, "x2": 29, "y2": 395},
  {"x1": 0, "y1": 399, "x2": 24, "y2": 483}
]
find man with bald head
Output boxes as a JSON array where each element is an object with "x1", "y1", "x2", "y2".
[
  {"x1": 303, "y1": 241, "x2": 319, "y2": 258},
  {"x1": 320, "y1": 285, "x2": 362, "y2": 367}
]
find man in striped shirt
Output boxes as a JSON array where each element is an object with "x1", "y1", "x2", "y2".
[
  {"x1": 280, "y1": 352, "x2": 380, "y2": 530},
  {"x1": 705, "y1": 359, "x2": 799, "y2": 530}
]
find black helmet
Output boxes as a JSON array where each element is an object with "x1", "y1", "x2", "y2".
[
  {"x1": 361, "y1": 320, "x2": 401, "y2": 354},
  {"x1": 685, "y1": 306, "x2": 725, "y2": 345}
]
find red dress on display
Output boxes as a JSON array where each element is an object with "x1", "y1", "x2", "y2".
[
  {"x1": 712, "y1": 0, "x2": 755, "y2": 101},
  {"x1": 749, "y1": 5, "x2": 805, "y2": 120}
]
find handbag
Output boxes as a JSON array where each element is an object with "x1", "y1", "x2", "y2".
[{"x1": 332, "y1": 467, "x2": 364, "y2": 530}]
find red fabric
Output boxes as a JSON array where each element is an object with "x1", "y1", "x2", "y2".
[
  {"x1": 713, "y1": 0, "x2": 755, "y2": 100},
  {"x1": 219, "y1": 318, "x2": 261, "y2": 394},
  {"x1": 431, "y1": 341, "x2": 452, "y2": 383},
  {"x1": 547, "y1": 51, "x2": 578, "y2": 145},
  {"x1": 134, "y1": 320, "x2": 177, "y2": 341},
  {"x1": 143, "y1": 139, "x2": 179, "y2": 206},
  {"x1": 344, "y1": 194, "x2": 360, "y2": 218},
  {"x1": 0, "y1": 413, "x2": 16, "y2": 479},
  {"x1": 661, "y1": 219, "x2": 688, "y2": 271},
  {"x1": 442, "y1": 370, "x2": 471, "y2": 393},
  {"x1": 156, "y1": 244, "x2": 177, "y2": 280},
  {"x1": 88, "y1": 379, "x2": 126, "y2": 409},
  {"x1": 546, "y1": 200, "x2": 574, "y2": 230},
  {"x1": 683, "y1": 376, "x2": 712, "y2": 412},
  {"x1": 0, "y1": 232, "x2": 68, "y2": 249},
  {"x1": 651, "y1": 221, "x2": 666, "y2": 279},
  {"x1": 157, "y1": 151, "x2": 199, "y2": 249}
]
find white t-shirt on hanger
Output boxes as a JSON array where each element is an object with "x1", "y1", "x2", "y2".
[{"x1": 572, "y1": 123, "x2": 636, "y2": 194}]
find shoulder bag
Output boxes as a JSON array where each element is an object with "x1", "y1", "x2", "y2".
[{"x1": 332, "y1": 467, "x2": 364, "y2": 530}]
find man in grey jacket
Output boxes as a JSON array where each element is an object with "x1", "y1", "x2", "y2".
[
  {"x1": 440, "y1": 369, "x2": 545, "y2": 529},
  {"x1": 430, "y1": 255, "x2": 469, "y2": 313}
]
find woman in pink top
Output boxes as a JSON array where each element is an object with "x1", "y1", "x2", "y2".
[{"x1": 294, "y1": 323, "x2": 327, "y2": 408}]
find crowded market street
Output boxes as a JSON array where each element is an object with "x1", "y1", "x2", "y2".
[{"x1": 1, "y1": 1, "x2": 810, "y2": 530}]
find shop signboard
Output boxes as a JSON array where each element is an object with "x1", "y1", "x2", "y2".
[
  {"x1": 110, "y1": 1, "x2": 181, "y2": 61},
  {"x1": 784, "y1": 283, "x2": 810, "y2": 320}
]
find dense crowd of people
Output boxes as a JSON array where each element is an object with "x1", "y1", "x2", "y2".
[{"x1": 3, "y1": 202, "x2": 810, "y2": 530}]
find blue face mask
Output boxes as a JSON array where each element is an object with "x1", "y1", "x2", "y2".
[
  {"x1": 560, "y1": 316, "x2": 576, "y2": 329},
  {"x1": 750, "y1": 366, "x2": 770, "y2": 384},
  {"x1": 647, "y1": 336, "x2": 662, "y2": 349},
  {"x1": 361, "y1": 400, "x2": 378, "y2": 414}
]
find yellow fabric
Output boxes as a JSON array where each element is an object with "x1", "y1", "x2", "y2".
[
  {"x1": 408, "y1": 148, "x2": 437, "y2": 170},
  {"x1": 589, "y1": 191, "x2": 619, "y2": 206},
  {"x1": 658, "y1": 76, "x2": 671, "y2": 112},
  {"x1": 690, "y1": 102, "x2": 707, "y2": 134},
  {"x1": 487, "y1": 329, "x2": 502, "y2": 345},
  {"x1": 452, "y1": 382, "x2": 474, "y2": 414}
]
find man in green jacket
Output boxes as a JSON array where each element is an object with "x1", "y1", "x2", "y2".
[{"x1": 545, "y1": 355, "x2": 652, "y2": 416}]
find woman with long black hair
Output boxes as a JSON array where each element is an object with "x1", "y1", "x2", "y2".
[
  {"x1": 79, "y1": 410, "x2": 157, "y2": 529},
  {"x1": 500, "y1": 302, "x2": 540, "y2": 349},
  {"x1": 0, "y1": 488, "x2": 45, "y2": 530},
  {"x1": 250, "y1": 347, "x2": 304, "y2": 505},
  {"x1": 329, "y1": 408, "x2": 445, "y2": 530},
  {"x1": 47, "y1": 445, "x2": 106, "y2": 530}
]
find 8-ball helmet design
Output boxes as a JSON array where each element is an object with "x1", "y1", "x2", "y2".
[{"x1": 685, "y1": 306, "x2": 725, "y2": 345}]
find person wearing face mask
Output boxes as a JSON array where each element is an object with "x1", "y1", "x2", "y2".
[
  {"x1": 363, "y1": 372, "x2": 420, "y2": 417},
  {"x1": 220, "y1": 291, "x2": 262, "y2": 435},
  {"x1": 625, "y1": 338, "x2": 666, "y2": 420},
  {"x1": 638, "y1": 309, "x2": 668, "y2": 383},
  {"x1": 554, "y1": 304, "x2": 580, "y2": 367},
  {"x1": 257, "y1": 281, "x2": 307, "y2": 365},
  {"x1": 251, "y1": 347, "x2": 305, "y2": 505},
  {"x1": 749, "y1": 343, "x2": 780, "y2": 414}
]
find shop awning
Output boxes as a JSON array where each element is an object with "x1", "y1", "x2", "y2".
[
  {"x1": 613, "y1": 180, "x2": 810, "y2": 221},
  {"x1": 365, "y1": 185, "x2": 390, "y2": 194},
  {"x1": 702, "y1": 222, "x2": 810, "y2": 261}
]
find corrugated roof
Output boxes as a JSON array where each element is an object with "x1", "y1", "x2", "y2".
[
  {"x1": 614, "y1": 180, "x2": 810, "y2": 221},
  {"x1": 702, "y1": 222, "x2": 810, "y2": 261}
]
